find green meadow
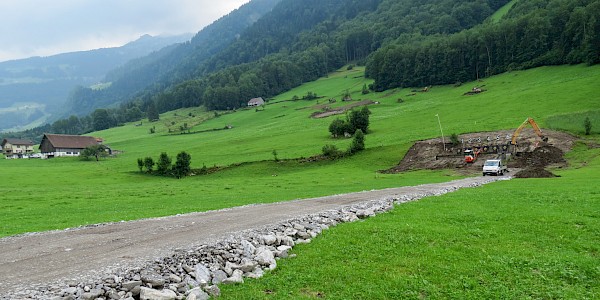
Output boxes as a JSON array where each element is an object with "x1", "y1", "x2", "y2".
[
  {"x1": 1, "y1": 64, "x2": 599, "y2": 299},
  {"x1": 221, "y1": 141, "x2": 600, "y2": 299},
  {"x1": 0, "y1": 64, "x2": 599, "y2": 239}
]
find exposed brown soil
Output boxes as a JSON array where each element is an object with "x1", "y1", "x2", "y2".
[
  {"x1": 310, "y1": 100, "x2": 375, "y2": 118},
  {"x1": 514, "y1": 167, "x2": 559, "y2": 178},
  {"x1": 511, "y1": 145, "x2": 566, "y2": 168},
  {"x1": 382, "y1": 129, "x2": 576, "y2": 177}
]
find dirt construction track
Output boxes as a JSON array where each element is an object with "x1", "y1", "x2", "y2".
[{"x1": 0, "y1": 176, "x2": 507, "y2": 296}]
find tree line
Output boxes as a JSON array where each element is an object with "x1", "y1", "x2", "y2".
[{"x1": 366, "y1": 0, "x2": 600, "y2": 90}]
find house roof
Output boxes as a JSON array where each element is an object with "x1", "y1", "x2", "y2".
[
  {"x1": 248, "y1": 97, "x2": 264, "y2": 104},
  {"x1": 2, "y1": 138, "x2": 35, "y2": 146},
  {"x1": 42, "y1": 134, "x2": 99, "y2": 149}
]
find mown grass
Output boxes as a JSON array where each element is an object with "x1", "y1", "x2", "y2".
[
  {"x1": 220, "y1": 141, "x2": 600, "y2": 299},
  {"x1": 546, "y1": 110, "x2": 600, "y2": 135},
  {"x1": 0, "y1": 64, "x2": 599, "y2": 237}
]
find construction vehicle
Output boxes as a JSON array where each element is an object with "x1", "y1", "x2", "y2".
[
  {"x1": 511, "y1": 117, "x2": 548, "y2": 146},
  {"x1": 464, "y1": 148, "x2": 482, "y2": 163}
]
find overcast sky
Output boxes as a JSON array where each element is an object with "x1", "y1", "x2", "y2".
[{"x1": 0, "y1": 0, "x2": 249, "y2": 62}]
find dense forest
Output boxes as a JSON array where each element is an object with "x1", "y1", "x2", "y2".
[
  {"x1": 4, "y1": 0, "x2": 599, "y2": 142},
  {"x1": 366, "y1": 0, "x2": 600, "y2": 90}
]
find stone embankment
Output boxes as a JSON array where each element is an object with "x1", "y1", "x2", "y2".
[{"x1": 3, "y1": 176, "x2": 509, "y2": 300}]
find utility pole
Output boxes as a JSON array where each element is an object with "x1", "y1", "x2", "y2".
[{"x1": 435, "y1": 114, "x2": 446, "y2": 151}]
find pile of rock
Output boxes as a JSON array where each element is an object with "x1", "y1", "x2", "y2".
[{"x1": 5, "y1": 177, "x2": 505, "y2": 300}]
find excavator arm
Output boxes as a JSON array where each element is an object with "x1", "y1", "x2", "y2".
[{"x1": 511, "y1": 117, "x2": 548, "y2": 145}]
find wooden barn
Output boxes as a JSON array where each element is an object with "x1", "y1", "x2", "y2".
[{"x1": 39, "y1": 134, "x2": 99, "y2": 158}]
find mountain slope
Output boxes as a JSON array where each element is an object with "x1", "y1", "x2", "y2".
[
  {"x1": 61, "y1": 0, "x2": 282, "y2": 117},
  {"x1": 0, "y1": 34, "x2": 192, "y2": 131},
  {"x1": 8, "y1": 0, "x2": 600, "y2": 140}
]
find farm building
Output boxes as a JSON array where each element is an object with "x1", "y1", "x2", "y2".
[
  {"x1": 1, "y1": 138, "x2": 35, "y2": 158},
  {"x1": 247, "y1": 97, "x2": 265, "y2": 107},
  {"x1": 39, "y1": 134, "x2": 100, "y2": 158}
]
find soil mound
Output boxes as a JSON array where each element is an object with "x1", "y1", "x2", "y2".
[
  {"x1": 514, "y1": 167, "x2": 558, "y2": 178},
  {"x1": 511, "y1": 145, "x2": 565, "y2": 178},
  {"x1": 511, "y1": 145, "x2": 565, "y2": 168}
]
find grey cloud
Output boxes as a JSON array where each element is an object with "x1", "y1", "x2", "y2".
[{"x1": 0, "y1": 0, "x2": 248, "y2": 62}]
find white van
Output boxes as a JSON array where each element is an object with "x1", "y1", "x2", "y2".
[{"x1": 483, "y1": 159, "x2": 507, "y2": 176}]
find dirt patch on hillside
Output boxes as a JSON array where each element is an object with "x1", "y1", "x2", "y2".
[
  {"x1": 382, "y1": 129, "x2": 576, "y2": 176},
  {"x1": 311, "y1": 100, "x2": 375, "y2": 118}
]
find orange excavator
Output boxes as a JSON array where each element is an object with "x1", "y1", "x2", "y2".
[
  {"x1": 464, "y1": 147, "x2": 482, "y2": 163},
  {"x1": 511, "y1": 117, "x2": 548, "y2": 147}
]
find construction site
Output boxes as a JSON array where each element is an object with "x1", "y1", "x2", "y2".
[{"x1": 384, "y1": 118, "x2": 577, "y2": 178}]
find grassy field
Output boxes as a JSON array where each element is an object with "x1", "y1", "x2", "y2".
[
  {"x1": 547, "y1": 110, "x2": 600, "y2": 135},
  {"x1": 220, "y1": 141, "x2": 600, "y2": 299},
  {"x1": 0, "y1": 64, "x2": 599, "y2": 238}
]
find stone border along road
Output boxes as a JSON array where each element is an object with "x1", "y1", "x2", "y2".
[{"x1": 0, "y1": 175, "x2": 510, "y2": 299}]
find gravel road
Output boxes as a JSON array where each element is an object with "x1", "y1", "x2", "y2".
[{"x1": 0, "y1": 176, "x2": 508, "y2": 296}]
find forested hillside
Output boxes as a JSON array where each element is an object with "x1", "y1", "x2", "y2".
[
  {"x1": 5, "y1": 0, "x2": 599, "y2": 142},
  {"x1": 62, "y1": 0, "x2": 282, "y2": 117},
  {"x1": 57, "y1": 0, "x2": 507, "y2": 132},
  {"x1": 366, "y1": 0, "x2": 600, "y2": 90}
]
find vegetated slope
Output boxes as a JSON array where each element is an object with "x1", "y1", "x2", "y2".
[
  {"x1": 0, "y1": 63, "x2": 598, "y2": 238},
  {"x1": 0, "y1": 34, "x2": 192, "y2": 131},
  {"x1": 61, "y1": 0, "x2": 282, "y2": 118},
  {"x1": 366, "y1": 0, "x2": 600, "y2": 90},
  {"x1": 51, "y1": 0, "x2": 507, "y2": 139}
]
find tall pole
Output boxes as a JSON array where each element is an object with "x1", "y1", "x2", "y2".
[{"x1": 436, "y1": 114, "x2": 446, "y2": 151}]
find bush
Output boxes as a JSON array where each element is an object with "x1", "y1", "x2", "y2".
[
  {"x1": 361, "y1": 84, "x2": 370, "y2": 95},
  {"x1": 173, "y1": 151, "x2": 192, "y2": 178},
  {"x1": 329, "y1": 118, "x2": 349, "y2": 137},
  {"x1": 80, "y1": 144, "x2": 108, "y2": 161},
  {"x1": 328, "y1": 106, "x2": 371, "y2": 138},
  {"x1": 143, "y1": 157, "x2": 154, "y2": 173},
  {"x1": 584, "y1": 117, "x2": 592, "y2": 135},
  {"x1": 450, "y1": 133, "x2": 460, "y2": 145},
  {"x1": 302, "y1": 91, "x2": 318, "y2": 100},
  {"x1": 157, "y1": 152, "x2": 172, "y2": 175},
  {"x1": 347, "y1": 129, "x2": 365, "y2": 154},
  {"x1": 348, "y1": 106, "x2": 370, "y2": 134},
  {"x1": 137, "y1": 158, "x2": 144, "y2": 172},
  {"x1": 322, "y1": 144, "x2": 343, "y2": 158}
]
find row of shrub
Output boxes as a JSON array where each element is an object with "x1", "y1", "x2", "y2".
[{"x1": 137, "y1": 151, "x2": 192, "y2": 179}]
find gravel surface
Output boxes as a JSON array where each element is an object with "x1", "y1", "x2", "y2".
[{"x1": 0, "y1": 175, "x2": 510, "y2": 298}]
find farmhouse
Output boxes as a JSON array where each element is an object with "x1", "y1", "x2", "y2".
[
  {"x1": 39, "y1": 134, "x2": 99, "y2": 158},
  {"x1": 1, "y1": 138, "x2": 35, "y2": 158},
  {"x1": 247, "y1": 97, "x2": 265, "y2": 107}
]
